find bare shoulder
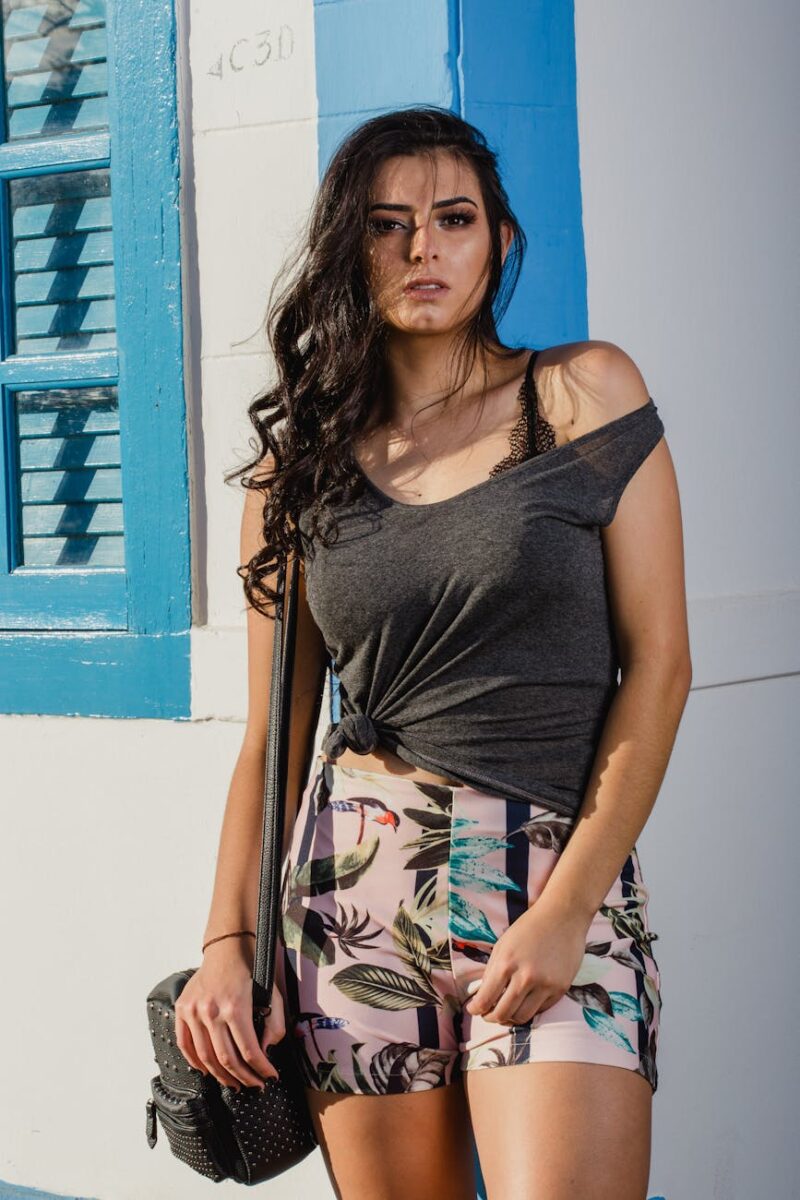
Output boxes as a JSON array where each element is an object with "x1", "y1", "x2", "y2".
[{"x1": 535, "y1": 339, "x2": 651, "y2": 441}]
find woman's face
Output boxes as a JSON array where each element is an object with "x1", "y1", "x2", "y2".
[{"x1": 364, "y1": 150, "x2": 511, "y2": 335}]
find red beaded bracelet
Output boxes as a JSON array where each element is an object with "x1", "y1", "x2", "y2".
[{"x1": 202, "y1": 929, "x2": 256, "y2": 953}]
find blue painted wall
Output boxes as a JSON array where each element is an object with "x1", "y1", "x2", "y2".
[{"x1": 314, "y1": 0, "x2": 588, "y2": 349}]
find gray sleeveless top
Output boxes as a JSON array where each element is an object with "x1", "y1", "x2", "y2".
[{"x1": 300, "y1": 350, "x2": 665, "y2": 818}]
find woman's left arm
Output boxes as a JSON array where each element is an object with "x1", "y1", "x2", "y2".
[
  {"x1": 466, "y1": 342, "x2": 692, "y2": 1025},
  {"x1": 537, "y1": 343, "x2": 692, "y2": 924}
]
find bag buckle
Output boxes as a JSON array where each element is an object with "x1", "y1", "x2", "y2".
[{"x1": 145, "y1": 1097, "x2": 158, "y2": 1148}]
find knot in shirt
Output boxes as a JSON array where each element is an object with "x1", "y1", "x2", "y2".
[{"x1": 322, "y1": 712, "x2": 380, "y2": 760}]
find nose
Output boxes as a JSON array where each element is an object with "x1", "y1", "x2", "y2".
[{"x1": 409, "y1": 219, "x2": 437, "y2": 262}]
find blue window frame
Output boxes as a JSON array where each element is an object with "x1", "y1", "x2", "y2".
[{"x1": 0, "y1": 0, "x2": 190, "y2": 717}]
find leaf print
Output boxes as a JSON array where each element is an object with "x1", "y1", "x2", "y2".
[
  {"x1": 641, "y1": 973, "x2": 661, "y2": 1026},
  {"x1": 426, "y1": 938, "x2": 452, "y2": 970},
  {"x1": 599, "y1": 901, "x2": 660, "y2": 955},
  {"x1": 607, "y1": 990, "x2": 643, "y2": 1021},
  {"x1": 401, "y1": 832, "x2": 449, "y2": 871},
  {"x1": 582, "y1": 1007, "x2": 636, "y2": 1054},
  {"x1": 639, "y1": 1027, "x2": 659, "y2": 1091},
  {"x1": 450, "y1": 837, "x2": 516, "y2": 860},
  {"x1": 392, "y1": 901, "x2": 436, "y2": 983},
  {"x1": 403, "y1": 806, "x2": 451, "y2": 831},
  {"x1": 410, "y1": 782, "x2": 453, "y2": 811},
  {"x1": 450, "y1": 851, "x2": 523, "y2": 895},
  {"x1": 401, "y1": 796, "x2": 451, "y2": 869},
  {"x1": 349, "y1": 1042, "x2": 379, "y2": 1095},
  {"x1": 608, "y1": 945, "x2": 647, "y2": 973},
  {"x1": 281, "y1": 899, "x2": 336, "y2": 967},
  {"x1": 331, "y1": 963, "x2": 436, "y2": 1010},
  {"x1": 519, "y1": 813, "x2": 574, "y2": 854},
  {"x1": 569, "y1": 949, "x2": 614, "y2": 988},
  {"x1": 449, "y1": 891, "x2": 497, "y2": 945},
  {"x1": 482, "y1": 1046, "x2": 510, "y2": 1068},
  {"x1": 568, "y1": 980, "x2": 614, "y2": 1016},
  {"x1": 292, "y1": 833, "x2": 380, "y2": 896},
  {"x1": 369, "y1": 1041, "x2": 453, "y2": 1093},
  {"x1": 317, "y1": 1053, "x2": 355, "y2": 1093},
  {"x1": 587, "y1": 937, "x2": 656, "y2": 977},
  {"x1": 451, "y1": 815, "x2": 508, "y2": 843},
  {"x1": 320, "y1": 900, "x2": 384, "y2": 960},
  {"x1": 404, "y1": 872, "x2": 443, "y2": 934}
]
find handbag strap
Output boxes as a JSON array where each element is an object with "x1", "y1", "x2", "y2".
[{"x1": 252, "y1": 551, "x2": 301, "y2": 1002}]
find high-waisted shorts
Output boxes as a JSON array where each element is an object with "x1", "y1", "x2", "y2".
[{"x1": 277, "y1": 753, "x2": 662, "y2": 1097}]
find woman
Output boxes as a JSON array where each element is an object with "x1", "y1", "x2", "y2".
[{"x1": 176, "y1": 106, "x2": 691, "y2": 1199}]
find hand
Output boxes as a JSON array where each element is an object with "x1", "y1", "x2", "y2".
[
  {"x1": 175, "y1": 942, "x2": 286, "y2": 1091},
  {"x1": 464, "y1": 900, "x2": 591, "y2": 1027}
]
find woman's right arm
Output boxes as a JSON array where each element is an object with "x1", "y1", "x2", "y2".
[{"x1": 175, "y1": 457, "x2": 328, "y2": 1091}]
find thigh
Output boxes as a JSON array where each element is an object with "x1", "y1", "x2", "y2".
[
  {"x1": 465, "y1": 1060, "x2": 652, "y2": 1200},
  {"x1": 277, "y1": 754, "x2": 464, "y2": 1093},
  {"x1": 307, "y1": 1083, "x2": 476, "y2": 1200},
  {"x1": 448, "y1": 790, "x2": 662, "y2": 1196},
  {"x1": 277, "y1": 754, "x2": 478, "y2": 1196},
  {"x1": 454, "y1": 794, "x2": 662, "y2": 1094}
]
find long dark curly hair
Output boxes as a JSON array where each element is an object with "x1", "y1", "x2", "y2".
[{"x1": 225, "y1": 104, "x2": 528, "y2": 618}]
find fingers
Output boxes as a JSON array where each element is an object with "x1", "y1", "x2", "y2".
[
  {"x1": 174, "y1": 1014, "x2": 208, "y2": 1075},
  {"x1": 178, "y1": 1011, "x2": 245, "y2": 1090},
  {"x1": 175, "y1": 988, "x2": 287, "y2": 1091},
  {"x1": 466, "y1": 971, "x2": 562, "y2": 1026},
  {"x1": 464, "y1": 968, "x2": 509, "y2": 1017},
  {"x1": 176, "y1": 1007, "x2": 268, "y2": 1091},
  {"x1": 226, "y1": 1010, "x2": 281, "y2": 1083},
  {"x1": 479, "y1": 979, "x2": 530, "y2": 1026},
  {"x1": 483, "y1": 984, "x2": 545, "y2": 1026},
  {"x1": 205, "y1": 1019, "x2": 271, "y2": 1091}
]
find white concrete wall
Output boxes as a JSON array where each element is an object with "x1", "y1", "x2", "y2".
[
  {"x1": 575, "y1": 1, "x2": 799, "y2": 1196},
  {"x1": 1, "y1": 3, "x2": 335, "y2": 1199},
  {"x1": 187, "y1": 0, "x2": 321, "y2": 720},
  {"x1": 1, "y1": 1, "x2": 797, "y2": 1198}
]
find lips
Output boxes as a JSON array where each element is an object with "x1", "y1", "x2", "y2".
[{"x1": 404, "y1": 276, "x2": 449, "y2": 294}]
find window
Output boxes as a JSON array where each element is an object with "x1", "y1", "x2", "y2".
[{"x1": 0, "y1": 0, "x2": 190, "y2": 716}]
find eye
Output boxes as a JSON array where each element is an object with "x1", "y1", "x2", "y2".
[
  {"x1": 367, "y1": 210, "x2": 477, "y2": 235},
  {"x1": 367, "y1": 217, "x2": 402, "y2": 235},
  {"x1": 442, "y1": 209, "x2": 476, "y2": 227}
]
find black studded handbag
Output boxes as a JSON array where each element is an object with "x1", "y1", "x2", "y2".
[{"x1": 145, "y1": 553, "x2": 319, "y2": 1184}]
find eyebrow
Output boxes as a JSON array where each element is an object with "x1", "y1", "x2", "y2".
[{"x1": 368, "y1": 195, "x2": 478, "y2": 213}]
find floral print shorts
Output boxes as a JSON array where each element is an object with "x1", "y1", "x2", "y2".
[{"x1": 277, "y1": 753, "x2": 662, "y2": 1097}]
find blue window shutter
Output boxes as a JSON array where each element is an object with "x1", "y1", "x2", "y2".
[{"x1": 0, "y1": 0, "x2": 191, "y2": 717}]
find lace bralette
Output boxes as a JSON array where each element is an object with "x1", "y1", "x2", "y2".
[{"x1": 488, "y1": 348, "x2": 556, "y2": 478}]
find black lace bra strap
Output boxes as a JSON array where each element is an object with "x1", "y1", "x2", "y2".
[
  {"x1": 523, "y1": 348, "x2": 556, "y2": 457},
  {"x1": 522, "y1": 349, "x2": 539, "y2": 438}
]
